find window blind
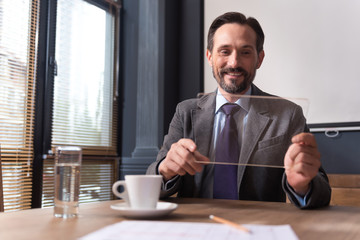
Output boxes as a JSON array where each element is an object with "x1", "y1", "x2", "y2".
[
  {"x1": 0, "y1": 0, "x2": 39, "y2": 211},
  {"x1": 41, "y1": 0, "x2": 120, "y2": 207},
  {"x1": 42, "y1": 157, "x2": 118, "y2": 208},
  {"x1": 51, "y1": 0, "x2": 117, "y2": 156}
]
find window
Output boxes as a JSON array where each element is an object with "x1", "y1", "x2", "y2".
[
  {"x1": 41, "y1": 0, "x2": 120, "y2": 207},
  {"x1": 0, "y1": 0, "x2": 121, "y2": 211},
  {"x1": 52, "y1": 0, "x2": 116, "y2": 153},
  {"x1": 0, "y1": 0, "x2": 38, "y2": 211}
]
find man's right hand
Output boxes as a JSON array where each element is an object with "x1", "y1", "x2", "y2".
[{"x1": 159, "y1": 138, "x2": 210, "y2": 181}]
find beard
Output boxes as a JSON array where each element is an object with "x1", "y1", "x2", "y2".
[{"x1": 212, "y1": 66, "x2": 256, "y2": 94}]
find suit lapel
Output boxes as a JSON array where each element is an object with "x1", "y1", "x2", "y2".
[
  {"x1": 192, "y1": 93, "x2": 216, "y2": 196},
  {"x1": 192, "y1": 93, "x2": 216, "y2": 157}
]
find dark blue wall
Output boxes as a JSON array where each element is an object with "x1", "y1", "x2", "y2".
[{"x1": 314, "y1": 130, "x2": 360, "y2": 174}]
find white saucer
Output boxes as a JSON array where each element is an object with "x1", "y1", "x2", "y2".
[{"x1": 110, "y1": 202, "x2": 178, "y2": 218}]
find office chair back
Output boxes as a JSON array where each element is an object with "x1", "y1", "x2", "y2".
[{"x1": 328, "y1": 174, "x2": 360, "y2": 207}]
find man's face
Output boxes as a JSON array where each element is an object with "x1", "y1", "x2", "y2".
[{"x1": 207, "y1": 23, "x2": 264, "y2": 95}]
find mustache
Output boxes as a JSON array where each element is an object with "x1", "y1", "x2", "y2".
[{"x1": 220, "y1": 67, "x2": 247, "y2": 76}]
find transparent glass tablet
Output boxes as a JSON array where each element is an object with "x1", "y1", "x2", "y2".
[{"x1": 194, "y1": 92, "x2": 309, "y2": 169}]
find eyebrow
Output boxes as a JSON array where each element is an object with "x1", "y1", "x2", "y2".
[{"x1": 217, "y1": 44, "x2": 255, "y2": 50}]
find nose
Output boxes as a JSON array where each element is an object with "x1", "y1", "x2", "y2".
[{"x1": 228, "y1": 52, "x2": 239, "y2": 68}]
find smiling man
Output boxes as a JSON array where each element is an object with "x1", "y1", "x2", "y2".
[{"x1": 147, "y1": 12, "x2": 331, "y2": 209}]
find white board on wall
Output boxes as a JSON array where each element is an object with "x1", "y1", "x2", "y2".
[{"x1": 204, "y1": 0, "x2": 360, "y2": 125}]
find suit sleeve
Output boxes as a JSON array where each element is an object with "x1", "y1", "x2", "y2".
[
  {"x1": 281, "y1": 104, "x2": 331, "y2": 209},
  {"x1": 146, "y1": 103, "x2": 185, "y2": 198},
  {"x1": 282, "y1": 168, "x2": 331, "y2": 208}
]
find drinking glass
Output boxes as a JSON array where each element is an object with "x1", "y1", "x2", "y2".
[{"x1": 54, "y1": 146, "x2": 82, "y2": 218}]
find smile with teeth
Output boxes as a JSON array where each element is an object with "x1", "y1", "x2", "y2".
[{"x1": 226, "y1": 72, "x2": 242, "y2": 76}]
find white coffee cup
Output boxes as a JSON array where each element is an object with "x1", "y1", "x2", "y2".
[{"x1": 112, "y1": 175, "x2": 162, "y2": 209}]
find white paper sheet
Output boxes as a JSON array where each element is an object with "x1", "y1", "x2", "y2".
[{"x1": 79, "y1": 221, "x2": 299, "y2": 240}]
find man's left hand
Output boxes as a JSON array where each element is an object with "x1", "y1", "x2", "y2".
[{"x1": 284, "y1": 132, "x2": 321, "y2": 196}]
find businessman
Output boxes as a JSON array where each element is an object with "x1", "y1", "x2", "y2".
[{"x1": 147, "y1": 12, "x2": 331, "y2": 208}]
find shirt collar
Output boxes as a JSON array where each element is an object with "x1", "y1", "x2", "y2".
[{"x1": 215, "y1": 86, "x2": 252, "y2": 113}]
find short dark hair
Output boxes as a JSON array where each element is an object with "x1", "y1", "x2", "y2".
[{"x1": 207, "y1": 12, "x2": 265, "y2": 53}]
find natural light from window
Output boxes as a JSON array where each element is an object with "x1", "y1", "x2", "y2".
[{"x1": 52, "y1": 0, "x2": 114, "y2": 147}]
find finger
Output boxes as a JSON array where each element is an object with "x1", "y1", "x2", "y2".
[
  {"x1": 193, "y1": 150, "x2": 210, "y2": 163},
  {"x1": 162, "y1": 154, "x2": 189, "y2": 176},
  {"x1": 178, "y1": 138, "x2": 197, "y2": 152},
  {"x1": 292, "y1": 132, "x2": 317, "y2": 148},
  {"x1": 289, "y1": 153, "x2": 321, "y2": 171},
  {"x1": 290, "y1": 159, "x2": 319, "y2": 179},
  {"x1": 163, "y1": 139, "x2": 208, "y2": 177},
  {"x1": 292, "y1": 155, "x2": 319, "y2": 171},
  {"x1": 175, "y1": 139, "x2": 206, "y2": 173},
  {"x1": 290, "y1": 151, "x2": 321, "y2": 173},
  {"x1": 160, "y1": 140, "x2": 196, "y2": 178},
  {"x1": 287, "y1": 144, "x2": 321, "y2": 162},
  {"x1": 159, "y1": 158, "x2": 186, "y2": 180},
  {"x1": 191, "y1": 151, "x2": 210, "y2": 171},
  {"x1": 171, "y1": 146, "x2": 198, "y2": 175},
  {"x1": 173, "y1": 148, "x2": 210, "y2": 175}
]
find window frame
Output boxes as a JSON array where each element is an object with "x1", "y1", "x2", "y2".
[{"x1": 32, "y1": 0, "x2": 121, "y2": 208}]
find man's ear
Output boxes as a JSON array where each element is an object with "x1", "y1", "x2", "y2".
[
  {"x1": 256, "y1": 50, "x2": 265, "y2": 69},
  {"x1": 206, "y1": 49, "x2": 213, "y2": 67}
]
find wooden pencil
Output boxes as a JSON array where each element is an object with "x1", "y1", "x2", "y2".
[{"x1": 209, "y1": 215, "x2": 251, "y2": 234}]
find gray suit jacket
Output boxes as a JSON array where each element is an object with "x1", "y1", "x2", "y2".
[{"x1": 147, "y1": 84, "x2": 331, "y2": 209}]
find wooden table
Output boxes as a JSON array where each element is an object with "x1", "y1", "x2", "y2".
[{"x1": 0, "y1": 198, "x2": 359, "y2": 240}]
